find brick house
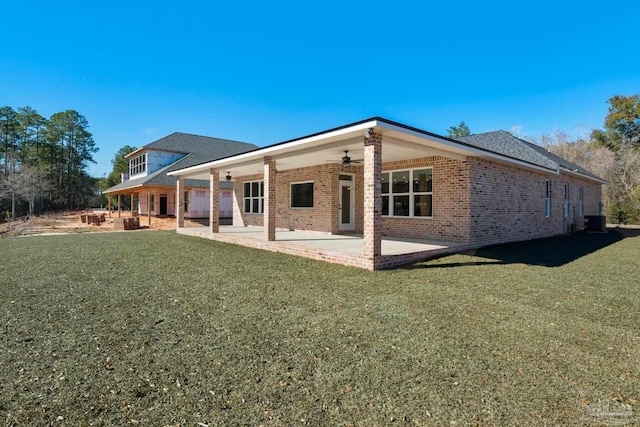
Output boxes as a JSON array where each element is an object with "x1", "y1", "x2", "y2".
[
  {"x1": 168, "y1": 117, "x2": 605, "y2": 270},
  {"x1": 103, "y1": 132, "x2": 256, "y2": 223}
]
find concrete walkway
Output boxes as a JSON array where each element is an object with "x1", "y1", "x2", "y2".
[{"x1": 177, "y1": 225, "x2": 470, "y2": 269}]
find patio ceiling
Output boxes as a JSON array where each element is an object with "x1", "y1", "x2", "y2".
[{"x1": 168, "y1": 118, "x2": 540, "y2": 181}]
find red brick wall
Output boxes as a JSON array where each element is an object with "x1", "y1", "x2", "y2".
[
  {"x1": 380, "y1": 156, "x2": 472, "y2": 242},
  {"x1": 468, "y1": 158, "x2": 602, "y2": 245},
  {"x1": 232, "y1": 164, "x2": 341, "y2": 233},
  {"x1": 230, "y1": 156, "x2": 602, "y2": 246}
]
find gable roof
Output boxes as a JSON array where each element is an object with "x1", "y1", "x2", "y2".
[
  {"x1": 169, "y1": 117, "x2": 606, "y2": 185},
  {"x1": 457, "y1": 130, "x2": 605, "y2": 182},
  {"x1": 104, "y1": 132, "x2": 257, "y2": 193}
]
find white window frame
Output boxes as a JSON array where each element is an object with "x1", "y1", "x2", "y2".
[
  {"x1": 579, "y1": 187, "x2": 584, "y2": 217},
  {"x1": 290, "y1": 181, "x2": 314, "y2": 209},
  {"x1": 381, "y1": 167, "x2": 433, "y2": 218},
  {"x1": 545, "y1": 180, "x2": 551, "y2": 218},
  {"x1": 563, "y1": 183, "x2": 569, "y2": 217},
  {"x1": 129, "y1": 153, "x2": 147, "y2": 176},
  {"x1": 243, "y1": 180, "x2": 264, "y2": 214}
]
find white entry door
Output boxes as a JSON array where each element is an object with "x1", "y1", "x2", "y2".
[{"x1": 338, "y1": 175, "x2": 355, "y2": 231}]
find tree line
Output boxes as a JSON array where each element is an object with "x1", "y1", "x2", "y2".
[
  {"x1": 447, "y1": 94, "x2": 640, "y2": 224},
  {"x1": 0, "y1": 106, "x2": 98, "y2": 219},
  {"x1": 3, "y1": 96, "x2": 638, "y2": 224},
  {"x1": 542, "y1": 95, "x2": 640, "y2": 224}
]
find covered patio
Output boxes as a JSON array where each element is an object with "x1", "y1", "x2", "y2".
[
  {"x1": 177, "y1": 224, "x2": 473, "y2": 269},
  {"x1": 167, "y1": 117, "x2": 495, "y2": 270},
  {"x1": 168, "y1": 116, "x2": 591, "y2": 270}
]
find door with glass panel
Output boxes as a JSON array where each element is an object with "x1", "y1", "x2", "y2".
[{"x1": 338, "y1": 174, "x2": 355, "y2": 231}]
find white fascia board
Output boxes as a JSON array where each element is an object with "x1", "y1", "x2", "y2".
[
  {"x1": 103, "y1": 183, "x2": 144, "y2": 194},
  {"x1": 377, "y1": 121, "x2": 558, "y2": 174},
  {"x1": 125, "y1": 147, "x2": 144, "y2": 159},
  {"x1": 169, "y1": 120, "x2": 379, "y2": 178},
  {"x1": 560, "y1": 166, "x2": 608, "y2": 184}
]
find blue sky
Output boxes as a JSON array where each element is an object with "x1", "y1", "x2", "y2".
[{"x1": 2, "y1": 1, "x2": 639, "y2": 178}]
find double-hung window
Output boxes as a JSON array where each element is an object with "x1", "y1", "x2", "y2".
[
  {"x1": 545, "y1": 180, "x2": 552, "y2": 218},
  {"x1": 579, "y1": 187, "x2": 584, "y2": 217},
  {"x1": 243, "y1": 181, "x2": 264, "y2": 214},
  {"x1": 381, "y1": 168, "x2": 433, "y2": 217}
]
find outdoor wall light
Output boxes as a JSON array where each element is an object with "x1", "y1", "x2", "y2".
[
  {"x1": 226, "y1": 172, "x2": 232, "y2": 181},
  {"x1": 363, "y1": 128, "x2": 374, "y2": 138}
]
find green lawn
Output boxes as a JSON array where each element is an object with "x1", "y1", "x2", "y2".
[{"x1": 1, "y1": 230, "x2": 639, "y2": 426}]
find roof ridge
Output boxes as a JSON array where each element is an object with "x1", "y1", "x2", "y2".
[{"x1": 167, "y1": 131, "x2": 255, "y2": 145}]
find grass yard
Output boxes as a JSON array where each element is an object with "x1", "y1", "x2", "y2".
[{"x1": 1, "y1": 229, "x2": 639, "y2": 426}]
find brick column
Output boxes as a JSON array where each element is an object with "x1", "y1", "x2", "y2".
[
  {"x1": 209, "y1": 168, "x2": 219, "y2": 233},
  {"x1": 363, "y1": 132, "x2": 382, "y2": 269},
  {"x1": 176, "y1": 176, "x2": 185, "y2": 229},
  {"x1": 264, "y1": 157, "x2": 276, "y2": 241}
]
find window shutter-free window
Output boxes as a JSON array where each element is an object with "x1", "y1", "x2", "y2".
[
  {"x1": 381, "y1": 168, "x2": 433, "y2": 218},
  {"x1": 545, "y1": 180, "x2": 551, "y2": 218},
  {"x1": 129, "y1": 153, "x2": 147, "y2": 176},
  {"x1": 291, "y1": 182, "x2": 314, "y2": 208},
  {"x1": 381, "y1": 173, "x2": 390, "y2": 216},
  {"x1": 243, "y1": 180, "x2": 264, "y2": 214},
  {"x1": 579, "y1": 187, "x2": 584, "y2": 217},
  {"x1": 413, "y1": 169, "x2": 433, "y2": 217}
]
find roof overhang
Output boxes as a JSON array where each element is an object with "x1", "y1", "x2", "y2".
[
  {"x1": 559, "y1": 166, "x2": 608, "y2": 184},
  {"x1": 126, "y1": 146, "x2": 188, "y2": 159},
  {"x1": 103, "y1": 183, "x2": 144, "y2": 194},
  {"x1": 168, "y1": 118, "x2": 560, "y2": 180}
]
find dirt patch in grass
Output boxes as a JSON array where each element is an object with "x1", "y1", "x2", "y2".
[{"x1": 0, "y1": 211, "x2": 206, "y2": 237}]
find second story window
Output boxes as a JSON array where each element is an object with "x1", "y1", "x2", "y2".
[{"x1": 130, "y1": 153, "x2": 147, "y2": 176}]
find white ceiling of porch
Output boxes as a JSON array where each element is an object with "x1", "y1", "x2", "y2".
[{"x1": 173, "y1": 120, "x2": 479, "y2": 181}]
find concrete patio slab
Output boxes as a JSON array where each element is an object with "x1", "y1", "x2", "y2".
[{"x1": 177, "y1": 225, "x2": 472, "y2": 270}]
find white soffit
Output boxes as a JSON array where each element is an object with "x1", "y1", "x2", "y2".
[
  {"x1": 169, "y1": 118, "x2": 557, "y2": 180},
  {"x1": 560, "y1": 166, "x2": 607, "y2": 184}
]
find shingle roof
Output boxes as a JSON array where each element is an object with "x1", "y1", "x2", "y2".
[
  {"x1": 105, "y1": 133, "x2": 256, "y2": 193},
  {"x1": 457, "y1": 130, "x2": 604, "y2": 181}
]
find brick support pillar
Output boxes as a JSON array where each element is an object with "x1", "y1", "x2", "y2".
[
  {"x1": 210, "y1": 169, "x2": 219, "y2": 233},
  {"x1": 363, "y1": 132, "x2": 382, "y2": 269},
  {"x1": 264, "y1": 157, "x2": 276, "y2": 241},
  {"x1": 177, "y1": 176, "x2": 185, "y2": 229}
]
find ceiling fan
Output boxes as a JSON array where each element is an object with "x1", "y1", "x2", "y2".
[{"x1": 328, "y1": 150, "x2": 363, "y2": 167}]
